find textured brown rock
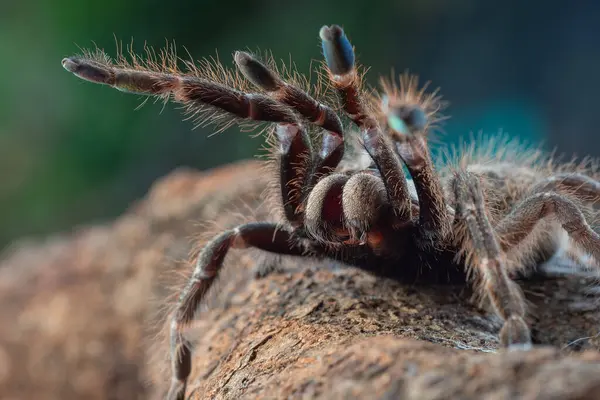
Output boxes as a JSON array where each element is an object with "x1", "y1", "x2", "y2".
[{"x1": 1, "y1": 160, "x2": 599, "y2": 400}]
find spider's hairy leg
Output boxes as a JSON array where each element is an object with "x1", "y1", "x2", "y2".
[
  {"x1": 62, "y1": 56, "x2": 181, "y2": 96},
  {"x1": 319, "y1": 25, "x2": 412, "y2": 226},
  {"x1": 62, "y1": 54, "x2": 298, "y2": 124},
  {"x1": 275, "y1": 123, "x2": 313, "y2": 227},
  {"x1": 319, "y1": 25, "x2": 366, "y2": 126},
  {"x1": 167, "y1": 222, "x2": 306, "y2": 400},
  {"x1": 381, "y1": 77, "x2": 450, "y2": 244},
  {"x1": 529, "y1": 173, "x2": 600, "y2": 200},
  {"x1": 63, "y1": 50, "x2": 316, "y2": 226},
  {"x1": 495, "y1": 191, "x2": 600, "y2": 264},
  {"x1": 453, "y1": 172, "x2": 531, "y2": 348},
  {"x1": 234, "y1": 51, "x2": 345, "y2": 189}
]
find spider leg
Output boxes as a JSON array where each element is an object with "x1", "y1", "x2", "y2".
[
  {"x1": 167, "y1": 222, "x2": 306, "y2": 400},
  {"x1": 380, "y1": 77, "x2": 450, "y2": 244},
  {"x1": 63, "y1": 52, "x2": 320, "y2": 228},
  {"x1": 395, "y1": 135, "x2": 450, "y2": 243},
  {"x1": 319, "y1": 25, "x2": 412, "y2": 226},
  {"x1": 274, "y1": 123, "x2": 313, "y2": 227},
  {"x1": 234, "y1": 51, "x2": 345, "y2": 187},
  {"x1": 528, "y1": 173, "x2": 600, "y2": 200},
  {"x1": 495, "y1": 191, "x2": 600, "y2": 263},
  {"x1": 62, "y1": 56, "x2": 299, "y2": 124},
  {"x1": 453, "y1": 172, "x2": 531, "y2": 348}
]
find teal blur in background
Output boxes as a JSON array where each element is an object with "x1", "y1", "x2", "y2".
[{"x1": 1, "y1": 0, "x2": 599, "y2": 250}]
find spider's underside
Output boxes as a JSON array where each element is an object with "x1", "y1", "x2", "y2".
[{"x1": 62, "y1": 25, "x2": 600, "y2": 400}]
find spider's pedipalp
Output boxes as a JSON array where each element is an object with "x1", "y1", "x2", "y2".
[
  {"x1": 453, "y1": 171, "x2": 531, "y2": 348},
  {"x1": 319, "y1": 26, "x2": 449, "y2": 244},
  {"x1": 167, "y1": 222, "x2": 305, "y2": 400},
  {"x1": 304, "y1": 173, "x2": 350, "y2": 244},
  {"x1": 342, "y1": 172, "x2": 387, "y2": 242}
]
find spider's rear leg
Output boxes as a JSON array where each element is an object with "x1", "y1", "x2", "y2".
[
  {"x1": 319, "y1": 25, "x2": 413, "y2": 228},
  {"x1": 453, "y1": 172, "x2": 531, "y2": 348},
  {"x1": 495, "y1": 190, "x2": 600, "y2": 268},
  {"x1": 167, "y1": 222, "x2": 306, "y2": 400},
  {"x1": 520, "y1": 173, "x2": 600, "y2": 270},
  {"x1": 529, "y1": 173, "x2": 600, "y2": 200}
]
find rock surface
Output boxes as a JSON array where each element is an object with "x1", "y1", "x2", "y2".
[{"x1": 0, "y1": 160, "x2": 599, "y2": 400}]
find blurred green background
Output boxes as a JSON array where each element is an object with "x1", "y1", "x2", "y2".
[{"x1": 1, "y1": 0, "x2": 599, "y2": 250}]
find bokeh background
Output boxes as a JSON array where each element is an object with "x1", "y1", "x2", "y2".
[{"x1": 1, "y1": 0, "x2": 599, "y2": 251}]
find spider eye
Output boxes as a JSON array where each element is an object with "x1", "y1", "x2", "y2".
[
  {"x1": 234, "y1": 51, "x2": 281, "y2": 92},
  {"x1": 319, "y1": 25, "x2": 354, "y2": 75}
]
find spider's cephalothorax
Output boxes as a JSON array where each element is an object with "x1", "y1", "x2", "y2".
[{"x1": 62, "y1": 25, "x2": 600, "y2": 400}]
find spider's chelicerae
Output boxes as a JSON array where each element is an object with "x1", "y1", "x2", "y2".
[{"x1": 62, "y1": 25, "x2": 600, "y2": 400}]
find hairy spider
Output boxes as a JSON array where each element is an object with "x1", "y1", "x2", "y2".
[{"x1": 62, "y1": 25, "x2": 600, "y2": 400}]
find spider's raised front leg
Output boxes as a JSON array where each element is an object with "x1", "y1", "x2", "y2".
[
  {"x1": 234, "y1": 51, "x2": 346, "y2": 189},
  {"x1": 62, "y1": 51, "x2": 343, "y2": 399},
  {"x1": 452, "y1": 171, "x2": 531, "y2": 348},
  {"x1": 319, "y1": 25, "x2": 413, "y2": 236},
  {"x1": 320, "y1": 25, "x2": 449, "y2": 246},
  {"x1": 381, "y1": 75, "x2": 450, "y2": 246}
]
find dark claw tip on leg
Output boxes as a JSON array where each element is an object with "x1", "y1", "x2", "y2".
[
  {"x1": 234, "y1": 51, "x2": 281, "y2": 92},
  {"x1": 319, "y1": 25, "x2": 355, "y2": 75}
]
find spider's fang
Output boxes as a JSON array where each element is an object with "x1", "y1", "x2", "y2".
[
  {"x1": 319, "y1": 25, "x2": 355, "y2": 75},
  {"x1": 234, "y1": 51, "x2": 282, "y2": 92}
]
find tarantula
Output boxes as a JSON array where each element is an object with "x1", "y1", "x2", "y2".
[{"x1": 62, "y1": 25, "x2": 600, "y2": 400}]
